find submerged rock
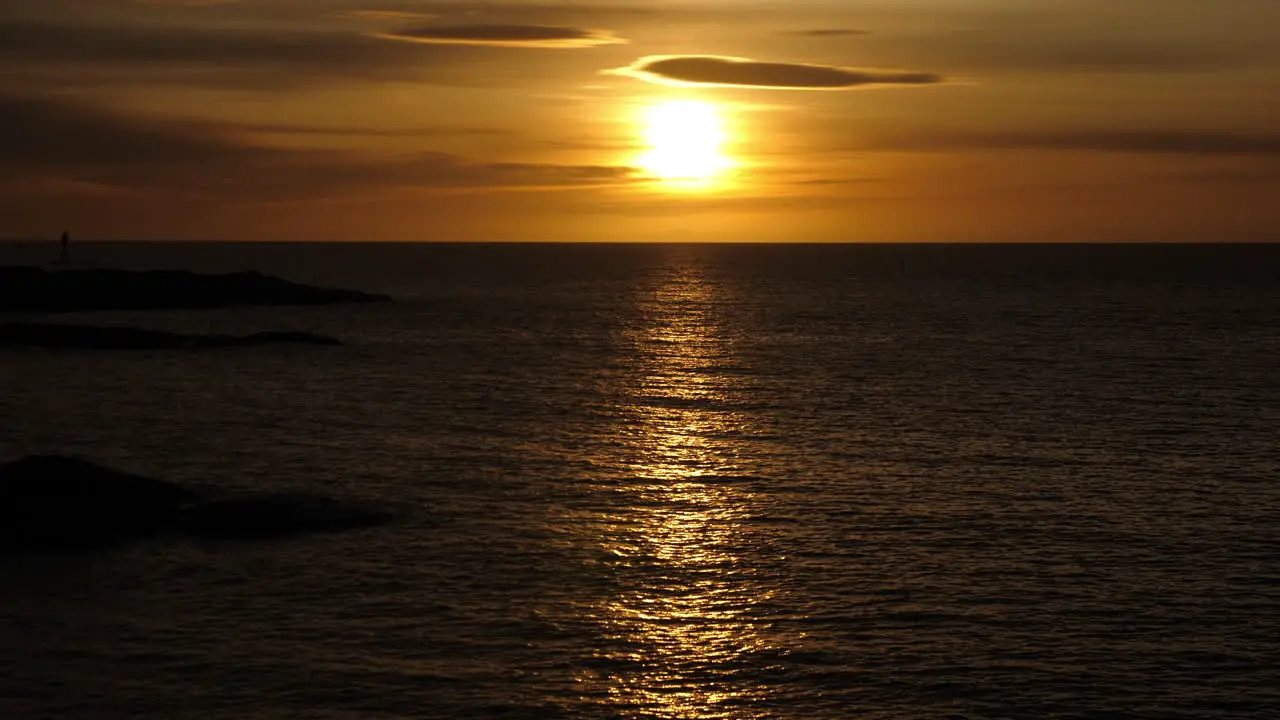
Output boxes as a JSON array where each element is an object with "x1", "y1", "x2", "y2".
[
  {"x1": 0, "y1": 455, "x2": 392, "y2": 554},
  {"x1": 177, "y1": 494, "x2": 393, "y2": 540},
  {"x1": 0, "y1": 322, "x2": 342, "y2": 350},
  {"x1": 0, "y1": 266, "x2": 389, "y2": 313}
]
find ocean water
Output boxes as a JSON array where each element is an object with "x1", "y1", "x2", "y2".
[{"x1": 1, "y1": 242, "x2": 1278, "y2": 720}]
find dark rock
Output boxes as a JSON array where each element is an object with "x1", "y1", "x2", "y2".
[
  {"x1": 176, "y1": 494, "x2": 393, "y2": 540},
  {"x1": 0, "y1": 266, "x2": 389, "y2": 313},
  {"x1": 0, "y1": 455, "x2": 198, "y2": 552},
  {"x1": 231, "y1": 331, "x2": 343, "y2": 348},
  {"x1": 0, "y1": 455, "x2": 392, "y2": 554},
  {"x1": 0, "y1": 322, "x2": 342, "y2": 350}
]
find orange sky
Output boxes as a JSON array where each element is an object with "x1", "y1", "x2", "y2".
[{"x1": 2, "y1": 0, "x2": 1279, "y2": 241}]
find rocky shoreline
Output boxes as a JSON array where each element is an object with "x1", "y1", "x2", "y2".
[
  {"x1": 0, "y1": 265, "x2": 388, "y2": 349},
  {"x1": 0, "y1": 322, "x2": 342, "y2": 350},
  {"x1": 0, "y1": 266, "x2": 389, "y2": 313},
  {"x1": 0, "y1": 455, "x2": 394, "y2": 553}
]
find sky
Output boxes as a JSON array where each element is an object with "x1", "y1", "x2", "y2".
[{"x1": 3, "y1": 0, "x2": 1279, "y2": 242}]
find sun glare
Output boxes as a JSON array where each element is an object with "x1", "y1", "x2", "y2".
[{"x1": 636, "y1": 100, "x2": 732, "y2": 189}]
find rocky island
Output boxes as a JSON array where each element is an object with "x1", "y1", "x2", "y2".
[
  {"x1": 0, "y1": 455, "x2": 394, "y2": 553},
  {"x1": 0, "y1": 322, "x2": 342, "y2": 350},
  {"x1": 0, "y1": 266, "x2": 389, "y2": 313},
  {"x1": 0, "y1": 265, "x2": 388, "y2": 349}
]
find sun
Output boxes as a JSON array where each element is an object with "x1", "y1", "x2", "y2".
[{"x1": 636, "y1": 100, "x2": 733, "y2": 189}]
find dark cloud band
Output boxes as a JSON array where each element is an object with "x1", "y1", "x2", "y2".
[
  {"x1": 612, "y1": 55, "x2": 941, "y2": 89},
  {"x1": 784, "y1": 29, "x2": 869, "y2": 37},
  {"x1": 867, "y1": 129, "x2": 1280, "y2": 156},
  {"x1": 0, "y1": 93, "x2": 636, "y2": 200},
  {"x1": 374, "y1": 24, "x2": 624, "y2": 48}
]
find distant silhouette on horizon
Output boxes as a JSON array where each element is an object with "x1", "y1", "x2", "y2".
[{"x1": 59, "y1": 231, "x2": 71, "y2": 265}]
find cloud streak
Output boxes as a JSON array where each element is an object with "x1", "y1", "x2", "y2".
[
  {"x1": 0, "y1": 19, "x2": 526, "y2": 91},
  {"x1": 339, "y1": 10, "x2": 434, "y2": 22},
  {"x1": 242, "y1": 123, "x2": 509, "y2": 138},
  {"x1": 612, "y1": 55, "x2": 942, "y2": 90},
  {"x1": 784, "y1": 29, "x2": 868, "y2": 37},
  {"x1": 0, "y1": 20, "x2": 430, "y2": 83},
  {"x1": 0, "y1": 93, "x2": 635, "y2": 201},
  {"x1": 374, "y1": 24, "x2": 624, "y2": 48},
  {"x1": 866, "y1": 129, "x2": 1280, "y2": 156},
  {"x1": 134, "y1": 0, "x2": 239, "y2": 5}
]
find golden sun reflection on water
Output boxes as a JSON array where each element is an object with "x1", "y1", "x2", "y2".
[{"x1": 581, "y1": 265, "x2": 777, "y2": 719}]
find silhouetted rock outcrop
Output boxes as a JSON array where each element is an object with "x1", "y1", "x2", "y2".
[
  {"x1": 0, "y1": 266, "x2": 389, "y2": 313},
  {"x1": 0, "y1": 455, "x2": 198, "y2": 552},
  {"x1": 0, "y1": 322, "x2": 342, "y2": 350},
  {"x1": 0, "y1": 455, "x2": 392, "y2": 554},
  {"x1": 177, "y1": 495, "x2": 392, "y2": 540}
]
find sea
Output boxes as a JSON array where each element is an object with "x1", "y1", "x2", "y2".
[{"x1": 1, "y1": 242, "x2": 1277, "y2": 720}]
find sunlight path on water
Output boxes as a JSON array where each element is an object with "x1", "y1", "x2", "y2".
[{"x1": 572, "y1": 261, "x2": 784, "y2": 719}]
